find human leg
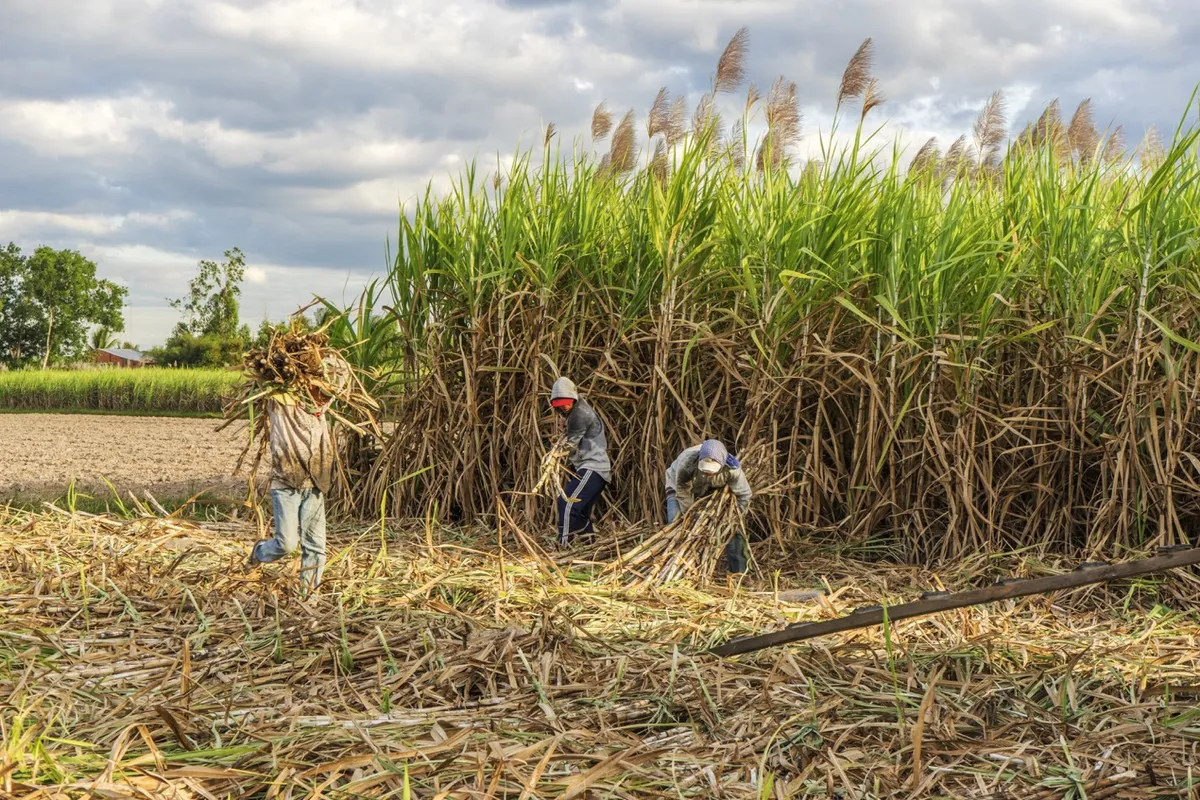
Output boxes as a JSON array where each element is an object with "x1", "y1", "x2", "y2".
[
  {"x1": 557, "y1": 470, "x2": 603, "y2": 547},
  {"x1": 251, "y1": 488, "x2": 301, "y2": 564},
  {"x1": 567, "y1": 472, "x2": 605, "y2": 536},
  {"x1": 725, "y1": 532, "x2": 748, "y2": 574},
  {"x1": 298, "y1": 489, "x2": 327, "y2": 594}
]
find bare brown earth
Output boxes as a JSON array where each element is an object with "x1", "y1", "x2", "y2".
[{"x1": 0, "y1": 413, "x2": 248, "y2": 500}]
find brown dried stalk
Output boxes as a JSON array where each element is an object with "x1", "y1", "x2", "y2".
[
  {"x1": 692, "y1": 91, "x2": 717, "y2": 135},
  {"x1": 1104, "y1": 125, "x2": 1126, "y2": 164},
  {"x1": 941, "y1": 134, "x2": 972, "y2": 182},
  {"x1": 745, "y1": 82, "x2": 761, "y2": 112},
  {"x1": 757, "y1": 76, "x2": 802, "y2": 172},
  {"x1": 647, "y1": 87, "x2": 670, "y2": 140},
  {"x1": 603, "y1": 489, "x2": 743, "y2": 587},
  {"x1": 543, "y1": 122, "x2": 556, "y2": 148},
  {"x1": 219, "y1": 322, "x2": 381, "y2": 483},
  {"x1": 861, "y1": 77, "x2": 885, "y2": 120},
  {"x1": 667, "y1": 96, "x2": 689, "y2": 147},
  {"x1": 532, "y1": 436, "x2": 572, "y2": 501},
  {"x1": 691, "y1": 92, "x2": 722, "y2": 158},
  {"x1": 5, "y1": 507, "x2": 1200, "y2": 798},
  {"x1": 909, "y1": 136, "x2": 939, "y2": 174},
  {"x1": 1138, "y1": 126, "x2": 1165, "y2": 170},
  {"x1": 730, "y1": 120, "x2": 746, "y2": 170},
  {"x1": 1032, "y1": 99, "x2": 1067, "y2": 156},
  {"x1": 1068, "y1": 98, "x2": 1099, "y2": 164},
  {"x1": 650, "y1": 138, "x2": 669, "y2": 184}
]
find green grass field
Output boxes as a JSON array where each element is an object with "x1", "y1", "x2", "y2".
[{"x1": 0, "y1": 368, "x2": 240, "y2": 416}]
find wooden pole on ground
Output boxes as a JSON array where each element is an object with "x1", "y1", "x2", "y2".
[{"x1": 709, "y1": 547, "x2": 1200, "y2": 657}]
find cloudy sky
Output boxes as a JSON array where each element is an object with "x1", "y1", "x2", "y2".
[{"x1": 2, "y1": 0, "x2": 1197, "y2": 348}]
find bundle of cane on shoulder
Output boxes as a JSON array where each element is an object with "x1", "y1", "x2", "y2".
[
  {"x1": 217, "y1": 320, "x2": 383, "y2": 480},
  {"x1": 604, "y1": 488, "x2": 743, "y2": 587}
]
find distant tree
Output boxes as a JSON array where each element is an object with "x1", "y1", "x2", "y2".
[
  {"x1": 154, "y1": 247, "x2": 252, "y2": 367},
  {"x1": 91, "y1": 327, "x2": 119, "y2": 351},
  {"x1": 0, "y1": 243, "x2": 32, "y2": 364},
  {"x1": 0, "y1": 243, "x2": 127, "y2": 369},
  {"x1": 170, "y1": 247, "x2": 247, "y2": 338},
  {"x1": 254, "y1": 316, "x2": 278, "y2": 348},
  {"x1": 150, "y1": 330, "x2": 246, "y2": 368}
]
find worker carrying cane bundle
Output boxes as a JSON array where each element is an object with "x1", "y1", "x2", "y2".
[{"x1": 664, "y1": 439, "x2": 753, "y2": 573}]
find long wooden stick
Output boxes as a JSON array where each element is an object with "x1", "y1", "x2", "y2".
[{"x1": 709, "y1": 546, "x2": 1200, "y2": 657}]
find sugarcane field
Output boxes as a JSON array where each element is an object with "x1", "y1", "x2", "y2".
[{"x1": 5, "y1": 21, "x2": 1200, "y2": 800}]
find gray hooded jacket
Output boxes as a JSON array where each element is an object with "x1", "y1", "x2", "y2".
[
  {"x1": 550, "y1": 377, "x2": 612, "y2": 482},
  {"x1": 664, "y1": 440, "x2": 752, "y2": 513}
]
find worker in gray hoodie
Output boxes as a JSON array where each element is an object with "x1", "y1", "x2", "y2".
[
  {"x1": 665, "y1": 438, "x2": 753, "y2": 573},
  {"x1": 549, "y1": 376, "x2": 612, "y2": 547}
]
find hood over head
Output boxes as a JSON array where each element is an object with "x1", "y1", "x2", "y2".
[
  {"x1": 550, "y1": 377, "x2": 579, "y2": 402},
  {"x1": 698, "y1": 439, "x2": 740, "y2": 470}
]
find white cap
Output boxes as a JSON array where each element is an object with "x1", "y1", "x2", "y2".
[{"x1": 698, "y1": 458, "x2": 722, "y2": 474}]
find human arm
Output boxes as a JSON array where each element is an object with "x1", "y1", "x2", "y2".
[
  {"x1": 664, "y1": 446, "x2": 700, "y2": 522},
  {"x1": 563, "y1": 404, "x2": 592, "y2": 454},
  {"x1": 666, "y1": 492, "x2": 681, "y2": 524},
  {"x1": 728, "y1": 468, "x2": 753, "y2": 512},
  {"x1": 664, "y1": 446, "x2": 699, "y2": 495}
]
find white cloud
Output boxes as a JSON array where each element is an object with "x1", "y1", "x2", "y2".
[
  {"x1": 0, "y1": 209, "x2": 193, "y2": 239},
  {"x1": 0, "y1": 96, "x2": 173, "y2": 157},
  {"x1": 1, "y1": 0, "x2": 1197, "y2": 348},
  {"x1": 0, "y1": 93, "x2": 449, "y2": 180}
]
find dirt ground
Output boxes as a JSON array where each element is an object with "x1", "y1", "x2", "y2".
[{"x1": 0, "y1": 413, "x2": 248, "y2": 501}]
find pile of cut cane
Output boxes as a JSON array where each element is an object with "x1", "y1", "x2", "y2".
[{"x1": 602, "y1": 488, "x2": 744, "y2": 586}]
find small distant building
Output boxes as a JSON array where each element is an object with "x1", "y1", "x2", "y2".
[{"x1": 94, "y1": 348, "x2": 154, "y2": 368}]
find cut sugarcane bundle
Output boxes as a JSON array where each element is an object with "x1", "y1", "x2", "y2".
[
  {"x1": 603, "y1": 488, "x2": 743, "y2": 587},
  {"x1": 531, "y1": 436, "x2": 573, "y2": 502},
  {"x1": 217, "y1": 320, "x2": 381, "y2": 481}
]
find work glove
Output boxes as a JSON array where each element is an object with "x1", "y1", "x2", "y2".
[{"x1": 665, "y1": 491, "x2": 680, "y2": 524}]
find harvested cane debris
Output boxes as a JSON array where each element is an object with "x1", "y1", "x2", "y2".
[
  {"x1": 603, "y1": 489, "x2": 744, "y2": 586},
  {"x1": 4, "y1": 506, "x2": 1199, "y2": 798}
]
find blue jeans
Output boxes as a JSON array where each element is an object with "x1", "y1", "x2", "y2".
[{"x1": 253, "y1": 488, "x2": 327, "y2": 594}]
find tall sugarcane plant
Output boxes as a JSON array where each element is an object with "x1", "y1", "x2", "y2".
[{"x1": 330, "y1": 28, "x2": 1200, "y2": 560}]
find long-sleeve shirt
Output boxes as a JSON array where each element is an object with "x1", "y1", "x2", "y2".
[
  {"x1": 267, "y1": 392, "x2": 335, "y2": 493},
  {"x1": 563, "y1": 398, "x2": 612, "y2": 482},
  {"x1": 664, "y1": 445, "x2": 752, "y2": 512}
]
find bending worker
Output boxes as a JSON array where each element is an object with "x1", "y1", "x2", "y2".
[
  {"x1": 549, "y1": 376, "x2": 611, "y2": 547},
  {"x1": 665, "y1": 439, "x2": 753, "y2": 573}
]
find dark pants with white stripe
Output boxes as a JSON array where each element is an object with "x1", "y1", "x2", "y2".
[{"x1": 557, "y1": 469, "x2": 607, "y2": 547}]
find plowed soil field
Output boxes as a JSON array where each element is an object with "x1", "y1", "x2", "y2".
[{"x1": 0, "y1": 413, "x2": 247, "y2": 500}]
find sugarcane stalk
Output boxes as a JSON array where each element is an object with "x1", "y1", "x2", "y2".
[{"x1": 604, "y1": 488, "x2": 741, "y2": 587}]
